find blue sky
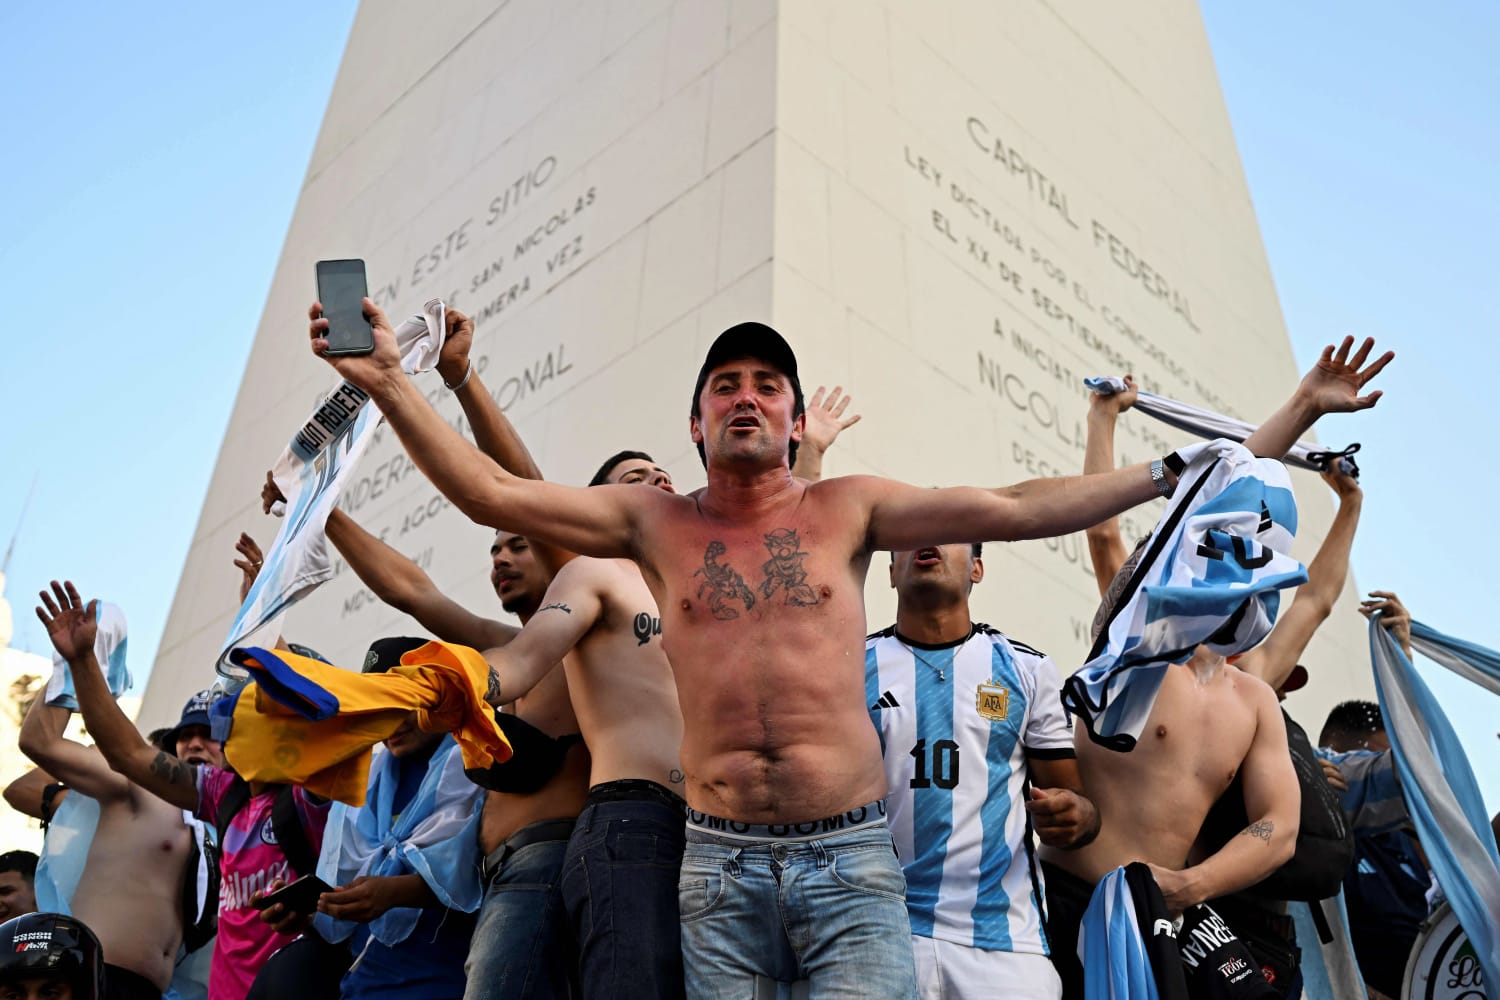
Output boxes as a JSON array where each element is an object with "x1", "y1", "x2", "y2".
[{"x1": 1, "y1": 3, "x2": 1494, "y2": 809}]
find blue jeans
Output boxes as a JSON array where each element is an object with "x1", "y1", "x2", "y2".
[
  {"x1": 464, "y1": 820, "x2": 579, "y2": 1000},
  {"x1": 678, "y1": 822, "x2": 918, "y2": 999},
  {"x1": 561, "y1": 781, "x2": 687, "y2": 1000}
]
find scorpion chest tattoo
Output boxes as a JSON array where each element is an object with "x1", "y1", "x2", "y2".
[{"x1": 690, "y1": 529, "x2": 823, "y2": 620}]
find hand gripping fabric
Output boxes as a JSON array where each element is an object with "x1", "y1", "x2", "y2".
[{"x1": 217, "y1": 641, "x2": 511, "y2": 805}]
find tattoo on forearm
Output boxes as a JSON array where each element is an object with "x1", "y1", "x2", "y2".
[
  {"x1": 539, "y1": 602, "x2": 572, "y2": 615},
  {"x1": 692, "y1": 542, "x2": 756, "y2": 620},
  {"x1": 1242, "y1": 820, "x2": 1274, "y2": 843},
  {"x1": 148, "y1": 752, "x2": 196, "y2": 789}
]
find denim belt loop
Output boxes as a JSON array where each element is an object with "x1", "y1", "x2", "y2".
[
  {"x1": 811, "y1": 839, "x2": 830, "y2": 870},
  {"x1": 727, "y1": 848, "x2": 744, "y2": 879}
]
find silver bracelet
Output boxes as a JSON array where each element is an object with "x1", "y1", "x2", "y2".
[
  {"x1": 1150, "y1": 457, "x2": 1173, "y2": 498},
  {"x1": 444, "y1": 360, "x2": 474, "y2": 392}
]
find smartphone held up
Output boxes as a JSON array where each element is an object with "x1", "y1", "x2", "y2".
[{"x1": 315, "y1": 258, "x2": 375, "y2": 356}]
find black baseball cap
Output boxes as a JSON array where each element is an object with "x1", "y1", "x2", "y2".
[
  {"x1": 690, "y1": 323, "x2": 805, "y2": 468},
  {"x1": 361, "y1": 637, "x2": 431, "y2": 674},
  {"x1": 692, "y1": 322, "x2": 800, "y2": 409}
]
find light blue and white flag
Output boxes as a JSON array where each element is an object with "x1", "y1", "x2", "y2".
[
  {"x1": 314, "y1": 736, "x2": 484, "y2": 946},
  {"x1": 217, "y1": 300, "x2": 447, "y2": 678},
  {"x1": 1084, "y1": 376, "x2": 1359, "y2": 474},
  {"x1": 33, "y1": 792, "x2": 100, "y2": 914},
  {"x1": 1079, "y1": 864, "x2": 1187, "y2": 1000},
  {"x1": 1061, "y1": 439, "x2": 1308, "y2": 751},
  {"x1": 1289, "y1": 893, "x2": 1368, "y2": 1000},
  {"x1": 1370, "y1": 616, "x2": 1500, "y2": 991},
  {"x1": 44, "y1": 601, "x2": 129, "y2": 709}
]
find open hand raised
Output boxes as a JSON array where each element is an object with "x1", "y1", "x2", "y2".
[
  {"x1": 1298, "y1": 336, "x2": 1394, "y2": 415},
  {"x1": 801, "y1": 385, "x2": 862, "y2": 454},
  {"x1": 36, "y1": 581, "x2": 97, "y2": 664}
]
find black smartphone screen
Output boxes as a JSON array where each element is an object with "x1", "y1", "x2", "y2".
[
  {"x1": 256, "y1": 874, "x2": 333, "y2": 914},
  {"x1": 315, "y1": 259, "x2": 374, "y2": 355}
]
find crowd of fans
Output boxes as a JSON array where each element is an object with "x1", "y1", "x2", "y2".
[{"x1": 0, "y1": 304, "x2": 1487, "y2": 1000}]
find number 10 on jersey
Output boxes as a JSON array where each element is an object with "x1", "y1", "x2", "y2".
[{"x1": 909, "y1": 739, "x2": 960, "y2": 789}]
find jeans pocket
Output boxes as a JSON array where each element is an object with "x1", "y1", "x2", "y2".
[
  {"x1": 829, "y1": 846, "x2": 908, "y2": 901},
  {"x1": 677, "y1": 864, "x2": 725, "y2": 922},
  {"x1": 608, "y1": 831, "x2": 678, "y2": 865}
]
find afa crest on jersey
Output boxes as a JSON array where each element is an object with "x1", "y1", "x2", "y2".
[{"x1": 976, "y1": 681, "x2": 1009, "y2": 721}]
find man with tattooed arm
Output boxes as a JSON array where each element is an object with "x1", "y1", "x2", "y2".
[
  {"x1": 308, "y1": 300, "x2": 1385, "y2": 996},
  {"x1": 37, "y1": 582, "x2": 329, "y2": 1000},
  {"x1": 1040, "y1": 338, "x2": 1394, "y2": 999}
]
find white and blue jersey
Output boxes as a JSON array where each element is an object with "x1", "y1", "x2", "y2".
[{"x1": 866, "y1": 623, "x2": 1073, "y2": 956}]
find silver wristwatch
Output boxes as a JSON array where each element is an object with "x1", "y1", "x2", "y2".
[{"x1": 1150, "y1": 458, "x2": 1172, "y2": 498}]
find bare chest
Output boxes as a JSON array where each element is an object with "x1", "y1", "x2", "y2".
[
  {"x1": 1082, "y1": 669, "x2": 1257, "y2": 799},
  {"x1": 655, "y1": 519, "x2": 853, "y2": 627}
]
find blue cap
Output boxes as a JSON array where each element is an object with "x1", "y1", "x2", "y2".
[{"x1": 165, "y1": 689, "x2": 218, "y2": 746}]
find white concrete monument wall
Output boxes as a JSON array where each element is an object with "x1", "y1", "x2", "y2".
[{"x1": 143, "y1": 0, "x2": 1371, "y2": 739}]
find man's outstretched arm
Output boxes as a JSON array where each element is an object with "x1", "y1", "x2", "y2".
[
  {"x1": 1150, "y1": 682, "x2": 1299, "y2": 913},
  {"x1": 261, "y1": 469, "x2": 519, "y2": 649},
  {"x1": 1242, "y1": 336, "x2": 1391, "y2": 459},
  {"x1": 482, "y1": 560, "x2": 603, "y2": 704},
  {"x1": 1236, "y1": 464, "x2": 1363, "y2": 690},
  {"x1": 37, "y1": 582, "x2": 199, "y2": 811},
  {"x1": 310, "y1": 300, "x2": 653, "y2": 560},
  {"x1": 866, "y1": 336, "x2": 1392, "y2": 552}
]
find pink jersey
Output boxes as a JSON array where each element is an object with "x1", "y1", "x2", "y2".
[{"x1": 195, "y1": 766, "x2": 330, "y2": 1000}]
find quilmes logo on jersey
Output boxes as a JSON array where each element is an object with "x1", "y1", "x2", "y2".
[{"x1": 976, "y1": 681, "x2": 1009, "y2": 721}]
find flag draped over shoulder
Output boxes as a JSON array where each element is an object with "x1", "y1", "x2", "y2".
[
  {"x1": 1061, "y1": 440, "x2": 1308, "y2": 751},
  {"x1": 1084, "y1": 376, "x2": 1359, "y2": 473},
  {"x1": 315, "y1": 737, "x2": 484, "y2": 947},
  {"x1": 1369, "y1": 616, "x2": 1500, "y2": 991},
  {"x1": 212, "y1": 641, "x2": 511, "y2": 806},
  {"x1": 216, "y1": 300, "x2": 447, "y2": 678}
]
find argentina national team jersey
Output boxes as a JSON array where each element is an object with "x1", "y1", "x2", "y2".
[{"x1": 866, "y1": 624, "x2": 1074, "y2": 955}]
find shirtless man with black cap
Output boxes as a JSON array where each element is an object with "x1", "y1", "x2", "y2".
[
  {"x1": 308, "y1": 296, "x2": 1285, "y2": 996},
  {"x1": 410, "y1": 310, "x2": 856, "y2": 999}
]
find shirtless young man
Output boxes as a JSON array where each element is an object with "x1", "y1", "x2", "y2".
[
  {"x1": 19, "y1": 613, "x2": 210, "y2": 1000},
  {"x1": 480, "y1": 449, "x2": 687, "y2": 1000},
  {"x1": 1040, "y1": 340, "x2": 1392, "y2": 998},
  {"x1": 40, "y1": 583, "x2": 330, "y2": 1000}
]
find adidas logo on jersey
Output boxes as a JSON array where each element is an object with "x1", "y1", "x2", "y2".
[{"x1": 870, "y1": 691, "x2": 900, "y2": 711}]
